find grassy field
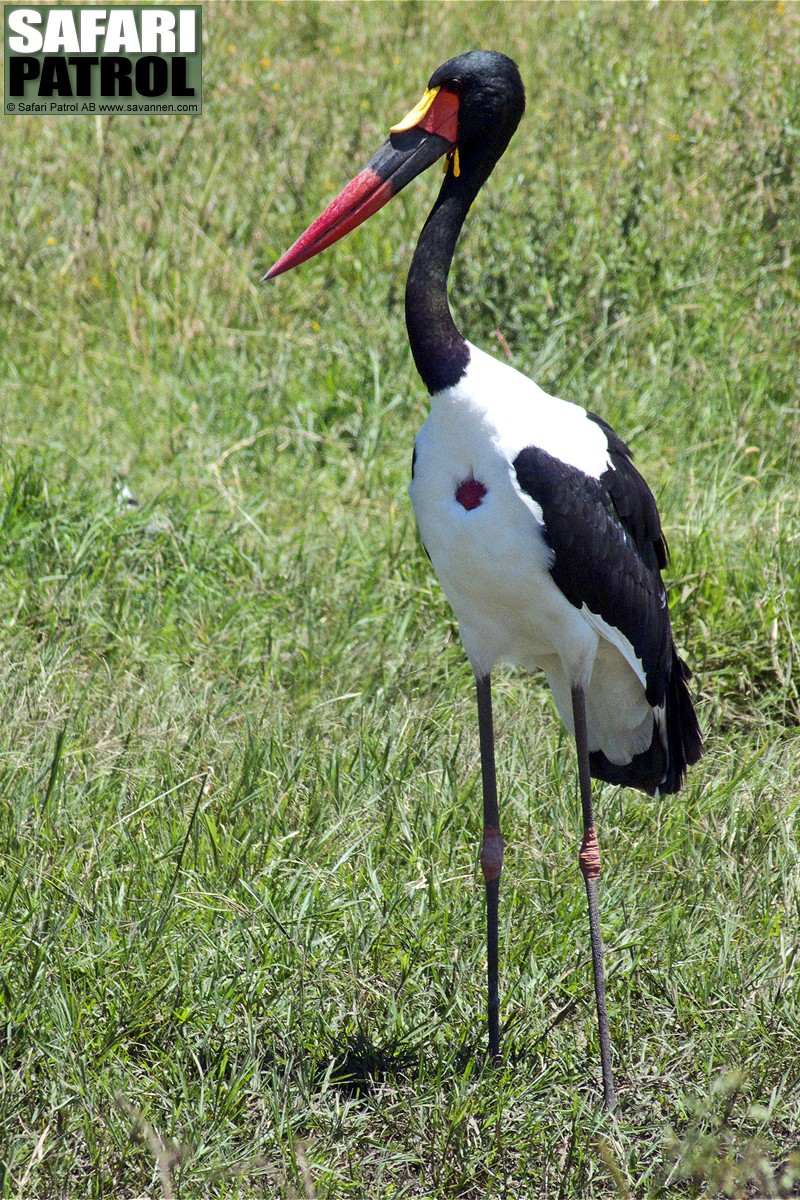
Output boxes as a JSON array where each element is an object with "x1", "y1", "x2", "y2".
[{"x1": 2, "y1": 1, "x2": 800, "y2": 1195}]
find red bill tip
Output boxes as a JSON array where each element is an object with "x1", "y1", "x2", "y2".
[{"x1": 264, "y1": 166, "x2": 394, "y2": 280}]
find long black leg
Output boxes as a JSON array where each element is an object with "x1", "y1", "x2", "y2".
[
  {"x1": 476, "y1": 673, "x2": 503, "y2": 1062},
  {"x1": 571, "y1": 684, "x2": 617, "y2": 1111}
]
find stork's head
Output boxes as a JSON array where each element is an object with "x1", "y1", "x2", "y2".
[
  {"x1": 264, "y1": 50, "x2": 525, "y2": 280},
  {"x1": 424, "y1": 50, "x2": 525, "y2": 167}
]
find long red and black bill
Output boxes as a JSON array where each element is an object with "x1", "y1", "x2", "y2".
[{"x1": 264, "y1": 87, "x2": 459, "y2": 280}]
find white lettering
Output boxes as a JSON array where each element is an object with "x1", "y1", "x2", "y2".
[
  {"x1": 79, "y1": 8, "x2": 106, "y2": 52},
  {"x1": 42, "y1": 10, "x2": 80, "y2": 53},
  {"x1": 104, "y1": 8, "x2": 140, "y2": 53},
  {"x1": 7, "y1": 8, "x2": 43, "y2": 53},
  {"x1": 140, "y1": 10, "x2": 175, "y2": 53},
  {"x1": 178, "y1": 9, "x2": 195, "y2": 53},
  {"x1": 9, "y1": 7, "x2": 198, "y2": 60}
]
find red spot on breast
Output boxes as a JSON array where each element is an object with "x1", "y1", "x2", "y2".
[{"x1": 455, "y1": 477, "x2": 487, "y2": 511}]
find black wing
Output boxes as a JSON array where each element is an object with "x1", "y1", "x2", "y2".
[
  {"x1": 512, "y1": 441, "x2": 672, "y2": 707},
  {"x1": 586, "y1": 413, "x2": 668, "y2": 572}
]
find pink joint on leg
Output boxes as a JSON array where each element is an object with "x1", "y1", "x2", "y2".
[
  {"x1": 481, "y1": 826, "x2": 504, "y2": 883},
  {"x1": 580, "y1": 826, "x2": 602, "y2": 881}
]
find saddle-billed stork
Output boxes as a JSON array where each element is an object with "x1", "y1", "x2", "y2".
[{"x1": 266, "y1": 50, "x2": 702, "y2": 1110}]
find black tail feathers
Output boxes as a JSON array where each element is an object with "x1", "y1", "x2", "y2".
[{"x1": 658, "y1": 647, "x2": 702, "y2": 795}]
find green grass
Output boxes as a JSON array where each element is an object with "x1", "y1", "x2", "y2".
[{"x1": 1, "y1": 1, "x2": 800, "y2": 1195}]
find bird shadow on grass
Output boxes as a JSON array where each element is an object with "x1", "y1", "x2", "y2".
[
  {"x1": 311, "y1": 1028, "x2": 543, "y2": 1100},
  {"x1": 314, "y1": 1031, "x2": 421, "y2": 1099}
]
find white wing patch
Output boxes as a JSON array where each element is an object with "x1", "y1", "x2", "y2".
[{"x1": 580, "y1": 603, "x2": 647, "y2": 690}]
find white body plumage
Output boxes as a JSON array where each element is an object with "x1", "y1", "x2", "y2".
[{"x1": 409, "y1": 343, "x2": 656, "y2": 768}]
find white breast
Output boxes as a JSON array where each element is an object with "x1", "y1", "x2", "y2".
[{"x1": 409, "y1": 344, "x2": 610, "y2": 681}]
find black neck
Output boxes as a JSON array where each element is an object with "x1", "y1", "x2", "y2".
[{"x1": 405, "y1": 166, "x2": 484, "y2": 394}]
